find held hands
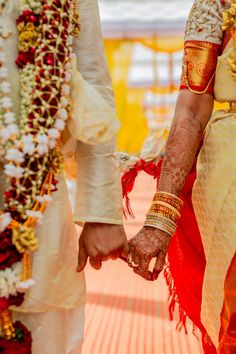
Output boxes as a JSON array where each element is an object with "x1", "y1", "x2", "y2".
[
  {"x1": 125, "y1": 191, "x2": 182, "y2": 280},
  {"x1": 76, "y1": 222, "x2": 170, "y2": 282},
  {"x1": 77, "y1": 222, "x2": 129, "y2": 272},
  {"x1": 127, "y1": 226, "x2": 171, "y2": 281}
]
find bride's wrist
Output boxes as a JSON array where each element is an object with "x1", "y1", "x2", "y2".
[
  {"x1": 144, "y1": 191, "x2": 183, "y2": 236},
  {"x1": 143, "y1": 225, "x2": 171, "y2": 237}
]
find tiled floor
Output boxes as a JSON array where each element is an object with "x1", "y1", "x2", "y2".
[{"x1": 82, "y1": 173, "x2": 203, "y2": 354}]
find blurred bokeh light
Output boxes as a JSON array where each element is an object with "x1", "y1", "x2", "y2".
[{"x1": 98, "y1": 0, "x2": 192, "y2": 152}]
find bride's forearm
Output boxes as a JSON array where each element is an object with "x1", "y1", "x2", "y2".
[
  {"x1": 158, "y1": 113, "x2": 203, "y2": 195},
  {"x1": 158, "y1": 90, "x2": 214, "y2": 196}
]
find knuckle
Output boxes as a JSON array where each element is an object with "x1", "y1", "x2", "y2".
[
  {"x1": 96, "y1": 247, "x2": 107, "y2": 257},
  {"x1": 94, "y1": 244, "x2": 104, "y2": 254},
  {"x1": 90, "y1": 250, "x2": 98, "y2": 259}
]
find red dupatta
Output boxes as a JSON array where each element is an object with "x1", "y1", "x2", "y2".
[{"x1": 122, "y1": 157, "x2": 216, "y2": 353}]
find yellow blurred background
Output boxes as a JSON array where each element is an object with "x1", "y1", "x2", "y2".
[
  {"x1": 104, "y1": 37, "x2": 227, "y2": 154},
  {"x1": 104, "y1": 37, "x2": 227, "y2": 153},
  {"x1": 104, "y1": 37, "x2": 183, "y2": 153}
]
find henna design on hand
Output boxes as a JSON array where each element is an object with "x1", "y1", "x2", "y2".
[{"x1": 128, "y1": 227, "x2": 171, "y2": 280}]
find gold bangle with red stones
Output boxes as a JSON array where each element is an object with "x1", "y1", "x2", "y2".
[
  {"x1": 149, "y1": 203, "x2": 180, "y2": 217},
  {"x1": 144, "y1": 192, "x2": 183, "y2": 235},
  {"x1": 153, "y1": 191, "x2": 183, "y2": 207}
]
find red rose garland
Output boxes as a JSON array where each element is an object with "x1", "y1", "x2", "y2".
[{"x1": 0, "y1": 0, "x2": 79, "y2": 351}]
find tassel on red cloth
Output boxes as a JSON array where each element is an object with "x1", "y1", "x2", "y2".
[
  {"x1": 163, "y1": 159, "x2": 217, "y2": 354},
  {"x1": 121, "y1": 159, "x2": 162, "y2": 218},
  {"x1": 122, "y1": 154, "x2": 216, "y2": 352},
  {"x1": 122, "y1": 149, "x2": 217, "y2": 353}
]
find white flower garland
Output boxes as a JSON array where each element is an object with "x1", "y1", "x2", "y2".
[
  {"x1": 0, "y1": 212, "x2": 12, "y2": 232},
  {"x1": 0, "y1": 263, "x2": 22, "y2": 298},
  {"x1": 0, "y1": 0, "x2": 77, "y2": 297},
  {"x1": 20, "y1": 0, "x2": 42, "y2": 13}
]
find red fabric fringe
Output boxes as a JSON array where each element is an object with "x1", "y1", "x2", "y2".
[
  {"x1": 164, "y1": 161, "x2": 217, "y2": 353},
  {"x1": 121, "y1": 159, "x2": 162, "y2": 218},
  {"x1": 164, "y1": 265, "x2": 188, "y2": 334},
  {"x1": 122, "y1": 156, "x2": 217, "y2": 353}
]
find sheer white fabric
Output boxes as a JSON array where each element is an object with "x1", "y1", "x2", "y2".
[{"x1": 14, "y1": 306, "x2": 85, "y2": 354}]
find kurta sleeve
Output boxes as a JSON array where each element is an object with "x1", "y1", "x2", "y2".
[
  {"x1": 180, "y1": 0, "x2": 227, "y2": 95},
  {"x1": 72, "y1": 0, "x2": 123, "y2": 225}
]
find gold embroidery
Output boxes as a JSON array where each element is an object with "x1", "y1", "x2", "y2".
[
  {"x1": 180, "y1": 41, "x2": 220, "y2": 94},
  {"x1": 71, "y1": 0, "x2": 80, "y2": 36},
  {"x1": 185, "y1": 0, "x2": 225, "y2": 45},
  {"x1": 222, "y1": 1, "x2": 236, "y2": 31},
  {"x1": 222, "y1": 1, "x2": 236, "y2": 79}
]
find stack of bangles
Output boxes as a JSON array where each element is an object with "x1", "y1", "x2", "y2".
[{"x1": 144, "y1": 191, "x2": 183, "y2": 236}]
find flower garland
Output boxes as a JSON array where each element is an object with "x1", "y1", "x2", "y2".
[
  {"x1": 222, "y1": 1, "x2": 236, "y2": 78},
  {"x1": 0, "y1": 0, "x2": 79, "y2": 351}
]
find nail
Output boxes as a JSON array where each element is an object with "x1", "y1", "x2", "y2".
[{"x1": 152, "y1": 272, "x2": 159, "y2": 281}]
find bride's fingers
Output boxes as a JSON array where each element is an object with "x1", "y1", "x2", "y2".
[
  {"x1": 127, "y1": 246, "x2": 140, "y2": 268},
  {"x1": 139, "y1": 255, "x2": 150, "y2": 272},
  {"x1": 132, "y1": 252, "x2": 140, "y2": 267},
  {"x1": 89, "y1": 257, "x2": 102, "y2": 270},
  {"x1": 133, "y1": 267, "x2": 153, "y2": 281},
  {"x1": 152, "y1": 251, "x2": 166, "y2": 280},
  {"x1": 132, "y1": 254, "x2": 152, "y2": 280}
]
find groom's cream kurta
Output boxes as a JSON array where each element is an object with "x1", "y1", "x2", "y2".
[{"x1": 0, "y1": 0, "x2": 123, "y2": 353}]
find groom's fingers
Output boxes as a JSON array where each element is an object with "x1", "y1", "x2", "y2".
[
  {"x1": 152, "y1": 251, "x2": 166, "y2": 280},
  {"x1": 133, "y1": 268, "x2": 153, "y2": 281},
  {"x1": 109, "y1": 250, "x2": 120, "y2": 260},
  {"x1": 121, "y1": 242, "x2": 129, "y2": 258},
  {"x1": 89, "y1": 257, "x2": 102, "y2": 270},
  {"x1": 77, "y1": 243, "x2": 88, "y2": 272}
]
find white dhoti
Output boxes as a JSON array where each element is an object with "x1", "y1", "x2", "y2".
[
  {"x1": 15, "y1": 308, "x2": 85, "y2": 354},
  {"x1": 10, "y1": 175, "x2": 86, "y2": 354}
]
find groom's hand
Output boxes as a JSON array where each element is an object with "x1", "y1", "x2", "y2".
[{"x1": 77, "y1": 223, "x2": 129, "y2": 272}]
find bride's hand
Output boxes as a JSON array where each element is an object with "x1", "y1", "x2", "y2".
[{"x1": 128, "y1": 227, "x2": 171, "y2": 281}]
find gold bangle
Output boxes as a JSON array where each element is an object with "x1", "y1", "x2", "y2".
[
  {"x1": 153, "y1": 192, "x2": 183, "y2": 209},
  {"x1": 156, "y1": 191, "x2": 183, "y2": 203},
  {"x1": 149, "y1": 209, "x2": 179, "y2": 220},
  {"x1": 153, "y1": 197, "x2": 182, "y2": 210},
  {"x1": 152, "y1": 198, "x2": 182, "y2": 210},
  {"x1": 152, "y1": 211, "x2": 179, "y2": 223},
  {"x1": 149, "y1": 205, "x2": 180, "y2": 218},
  {"x1": 146, "y1": 214, "x2": 177, "y2": 228},
  {"x1": 150, "y1": 201, "x2": 181, "y2": 216},
  {"x1": 150, "y1": 204, "x2": 178, "y2": 213}
]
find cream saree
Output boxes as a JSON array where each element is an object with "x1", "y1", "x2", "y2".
[{"x1": 192, "y1": 37, "x2": 236, "y2": 349}]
